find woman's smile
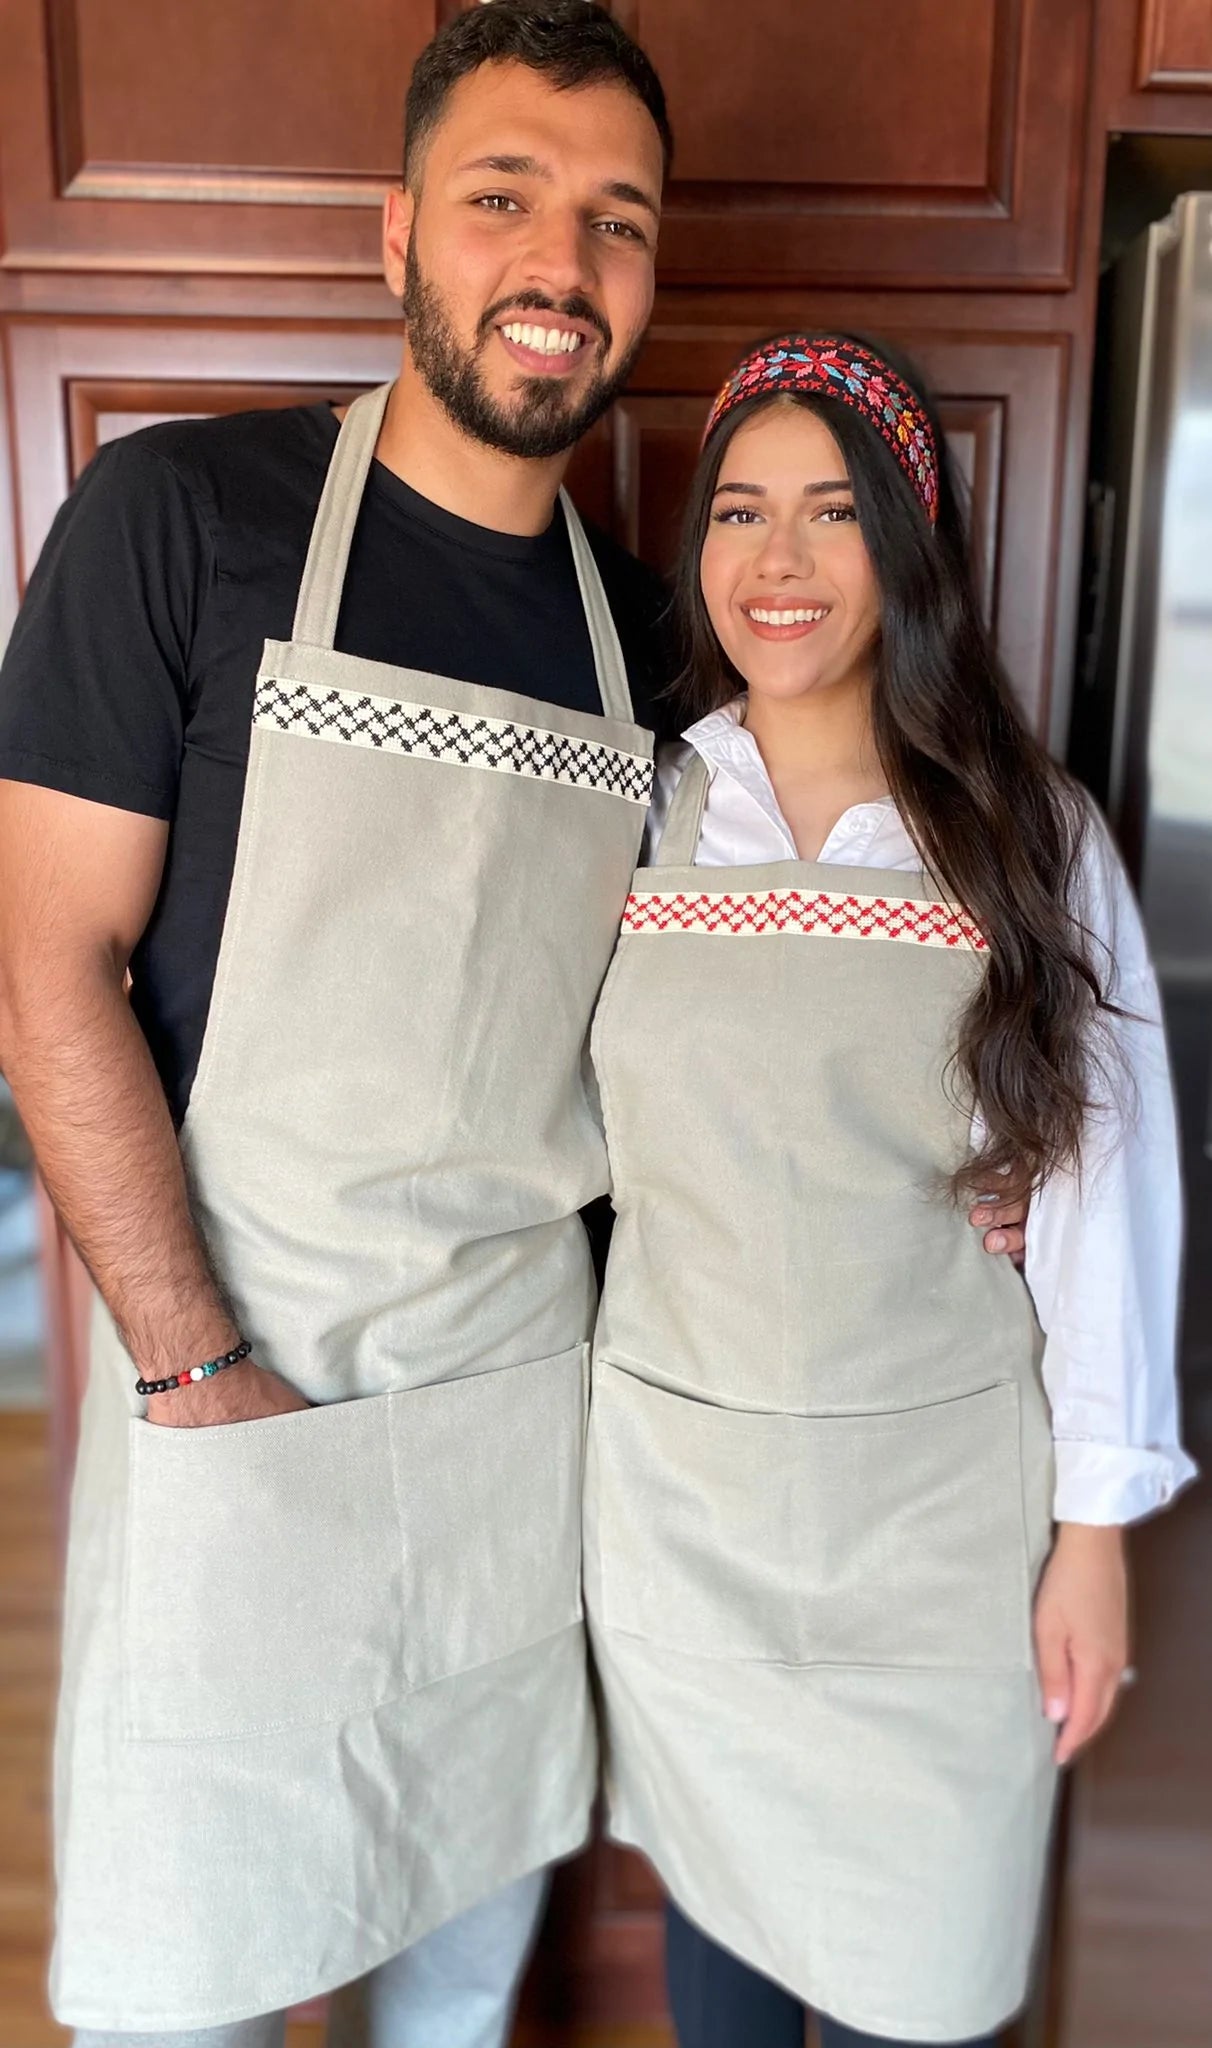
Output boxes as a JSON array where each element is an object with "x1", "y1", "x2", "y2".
[{"x1": 739, "y1": 599, "x2": 832, "y2": 641}]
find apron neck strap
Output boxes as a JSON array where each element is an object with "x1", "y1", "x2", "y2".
[
  {"x1": 292, "y1": 384, "x2": 393, "y2": 648},
  {"x1": 293, "y1": 395, "x2": 637, "y2": 732},
  {"x1": 656, "y1": 751, "x2": 710, "y2": 867},
  {"x1": 558, "y1": 489, "x2": 635, "y2": 724}
]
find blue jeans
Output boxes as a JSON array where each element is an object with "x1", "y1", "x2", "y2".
[
  {"x1": 666, "y1": 1900, "x2": 1001, "y2": 2048},
  {"x1": 72, "y1": 1868, "x2": 549, "y2": 2048}
]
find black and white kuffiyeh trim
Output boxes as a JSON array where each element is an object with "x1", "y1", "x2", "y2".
[{"x1": 255, "y1": 678, "x2": 652, "y2": 805}]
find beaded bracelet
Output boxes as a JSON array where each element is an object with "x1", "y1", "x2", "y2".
[{"x1": 136, "y1": 1339, "x2": 253, "y2": 1399}]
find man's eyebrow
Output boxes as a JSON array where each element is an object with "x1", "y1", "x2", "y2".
[
  {"x1": 460, "y1": 154, "x2": 552, "y2": 179},
  {"x1": 602, "y1": 179, "x2": 660, "y2": 220},
  {"x1": 456, "y1": 158, "x2": 659, "y2": 221}
]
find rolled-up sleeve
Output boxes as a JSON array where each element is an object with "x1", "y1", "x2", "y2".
[{"x1": 1025, "y1": 810, "x2": 1197, "y2": 1525}]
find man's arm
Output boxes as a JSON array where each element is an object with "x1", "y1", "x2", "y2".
[{"x1": 0, "y1": 779, "x2": 305, "y2": 1426}]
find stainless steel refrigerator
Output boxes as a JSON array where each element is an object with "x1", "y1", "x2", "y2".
[{"x1": 1072, "y1": 190, "x2": 1212, "y2": 1432}]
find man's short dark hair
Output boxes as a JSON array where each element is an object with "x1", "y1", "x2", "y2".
[{"x1": 403, "y1": 0, "x2": 673, "y2": 189}]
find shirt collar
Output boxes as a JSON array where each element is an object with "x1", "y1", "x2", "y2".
[
  {"x1": 681, "y1": 695, "x2": 749, "y2": 767},
  {"x1": 681, "y1": 697, "x2": 793, "y2": 853},
  {"x1": 680, "y1": 694, "x2": 904, "y2": 863}
]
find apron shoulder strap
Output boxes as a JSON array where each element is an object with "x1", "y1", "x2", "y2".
[
  {"x1": 655, "y1": 751, "x2": 710, "y2": 868},
  {"x1": 559, "y1": 490, "x2": 635, "y2": 725},
  {"x1": 292, "y1": 383, "x2": 394, "y2": 649},
  {"x1": 292, "y1": 416, "x2": 638, "y2": 731}
]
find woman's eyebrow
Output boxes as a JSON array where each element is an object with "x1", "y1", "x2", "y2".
[{"x1": 711, "y1": 479, "x2": 854, "y2": 499}]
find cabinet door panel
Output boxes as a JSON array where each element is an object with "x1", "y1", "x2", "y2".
[
  {"x1": 1136, "y1": 0, "x2": 1212, "y2": 88},
  {"x1": 620, "y1": 0, "x2": 1092, "y2": 286},
  {"x1": 642, "y1": 0, "x2": 998, "y2": 190},
  {"x1": 2, "y1": 322, "x2": 398, "y2": 583},
  {"x1": 0, "y1": 0, "x2": 454, "y2": 274}
]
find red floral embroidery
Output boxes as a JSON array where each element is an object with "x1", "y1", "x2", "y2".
[{"x1": 702, "y1": 336, "x2": 940, "y2": 526}]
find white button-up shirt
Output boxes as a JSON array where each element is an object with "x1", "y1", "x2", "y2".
[{"x1": 647, "y1": 700, "x2": 1196, "y2": 1528}]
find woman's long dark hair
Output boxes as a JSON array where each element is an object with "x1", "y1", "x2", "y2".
[{"x1": 673, "y1": 334, "x2": 1114, "y2": 1200}]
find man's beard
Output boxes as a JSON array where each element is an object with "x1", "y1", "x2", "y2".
[{"x1": 403, "y1": 240, "x2": 644, "y2": 460}]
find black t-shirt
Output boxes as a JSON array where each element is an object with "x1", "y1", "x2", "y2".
[{"x1": 0, "y1": 403, "x2": 674, "y2": 1125}]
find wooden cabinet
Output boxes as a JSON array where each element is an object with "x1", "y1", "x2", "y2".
[
  {"x1": 1, "y1": 320, "x2": 399, "y2": 583},
  {"x1": 0, "y1": 0, "x2": 439, "y2": 276},
  {"x1": 1135, "y1": 0, "x2": 1212, "y2": 90},
  {"x1": 3, "y1": 1, "x2": 1212, "y2": 2042},
  {"x1": 1106, "y1": 0, "x2": 1212, "y2": 129},
  {"x1": 0, "y1": 0, "x2": 1096, "y2": 290},
  {"x1": 622, "y1": 0, "x2": 1093, "y2": 288},
  {"x1": 0, "y1": 0, "x2": 1104, "y2": 744}
]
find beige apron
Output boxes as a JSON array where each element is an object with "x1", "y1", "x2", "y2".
[
  {"x1": 584, "y1": 754, "x2": 1058, "y2": 2043},
  {"x1": 52, "y1": 384, "x2": 653, "y2": 2031}
]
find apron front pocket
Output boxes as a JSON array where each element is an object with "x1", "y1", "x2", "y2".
[
  {"x1": 390, "y1": 1343, "x2": 588, "y2": 1692},
  {"x1": 123, "y1": 1393, "x2": 403, "y2": 1741},
  {"x1": 589, "y1": 1361, "x2": 1033, "y2": 1672}
]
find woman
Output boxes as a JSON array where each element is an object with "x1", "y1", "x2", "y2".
[{"x1": 583, "y1": 335, "x2": 1195, "y2": 2048}]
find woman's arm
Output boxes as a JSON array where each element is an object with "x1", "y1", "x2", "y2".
[
  {"x1": 1026, "y1": 804, "x2": 1196, "y2": 1758},
  {"x1": 1026, "y1": 807, "x2": 1195, "y2": 1524}
]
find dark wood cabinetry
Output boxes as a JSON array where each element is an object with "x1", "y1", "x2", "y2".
[
  {"x1": 0, "y1": 0, "x2": 1113, "y2": 741},
  {"x1": 2, "y1": 0, "x2": 1209, "y2": 2040}
]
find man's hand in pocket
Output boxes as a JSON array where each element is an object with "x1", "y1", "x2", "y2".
[{"x1": 147, "y1": 1358, "x2": 311, "y2": 1428}]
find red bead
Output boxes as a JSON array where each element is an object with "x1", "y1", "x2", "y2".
[{"x1": 177, "y1": 1372, "x2": 191, "y2": 1387}]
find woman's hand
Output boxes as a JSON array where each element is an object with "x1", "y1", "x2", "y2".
[
  {"x1": 1033, "y1": 1523, "x2": 1131, "y2": 1765},
  {"x1": 969, "y1": 1187, "x2": 1028, "y2": 1265}
]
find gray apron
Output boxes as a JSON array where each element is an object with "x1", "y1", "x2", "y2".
[
  {"x1": 52, "y1": 385, "x2": 653, "y2": 2031},
  {"x1": 584, "y1": 753, "x2": 1058, "y2": 2042}
]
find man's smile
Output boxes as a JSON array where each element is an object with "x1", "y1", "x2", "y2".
[{"x1": 497, "y1": 322, "x2": 592, "y2": 375}]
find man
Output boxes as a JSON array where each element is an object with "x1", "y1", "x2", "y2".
[{"x1": 0, "y1": 7, "x2": 1024, "y2": 2046}]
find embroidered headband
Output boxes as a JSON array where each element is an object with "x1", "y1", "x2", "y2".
[{"x1": 702, "y1": 335, "x2": 940, "y2": 526}]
